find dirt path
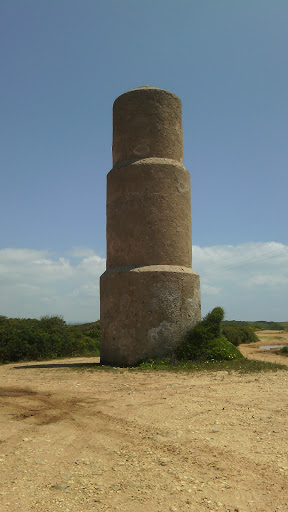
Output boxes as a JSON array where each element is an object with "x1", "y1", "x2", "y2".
[
  {"x1": 0, "y1": 331, "x2": 288, "y2": 512},
  {"x1": 239, "y1": 330, "x2": 288, "y2": 366}
]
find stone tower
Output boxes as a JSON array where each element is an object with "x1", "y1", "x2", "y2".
[{"x1": 100, "y1": 86, "x2": 201, "y2": 366}]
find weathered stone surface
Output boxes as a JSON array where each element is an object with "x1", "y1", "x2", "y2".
[
  {"x1": 112, "y1": 86, "x2": 183, "y2": 166},
  {"x1": 100, "y1": 86, "x2": 201, "y2": 366},
  {"x1": 106, "y1": 159, "x2": 192, "y2": 268},
  {"x1": 100, "y1": 266, "x2": 201, "y2": 366}
]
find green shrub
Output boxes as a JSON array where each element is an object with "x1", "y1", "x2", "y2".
[
  {"x1": 175, "y1": 307, "x2": 243, "y2": 361},
  {"x1": 0, "y1": 315, "x2": 100, "y2": 363},
  {"x1": 279, "y1": 346, "x2": 288, "y2": 356},
  {"x1": 202, "y1": 336, "x2": 243, "y2": 360},
  {"x1": 222, "y1": 325, "x2": 258, "y2": 346}
]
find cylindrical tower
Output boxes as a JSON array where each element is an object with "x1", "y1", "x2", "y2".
[{"x1": 100, "y1": 86, "x2": 201, "y2": 366}]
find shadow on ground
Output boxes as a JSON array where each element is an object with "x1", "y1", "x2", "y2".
[{"x1": 14, "y1": 362, "x2": 102, "y2": 369}]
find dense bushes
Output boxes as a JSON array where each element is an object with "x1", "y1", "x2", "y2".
[
  {"x1": 175, "y1": 307, "x2": 243, "y2": 362},
  {"x1": 222, "y1": 324, "x2": 258, "y2": 346},
  {"x1": 222, "y1": 320, "x2": 285, "y2": 331},
  {"x1": 279, "y1": 346, "x2": 288, "y2": 356},
  {"x1": 0, "y1": 315, "x2": 100, "y2": 363},
  {"x1": 252, "y1": 321, "x2": 284, "y2": 331}
]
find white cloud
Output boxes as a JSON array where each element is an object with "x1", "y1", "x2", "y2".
[
  {"x1": 193, "y1": 242, "x2": 288, "y2": 320},
  {"x1": 201, "y1": 284, "x2": 221, "y2": 296},
  {"x1": 0, "y1": 242, "x2": 287, "y2": 322},
  {"x1": 78, "y1": 255, "x2": 106, "y2": 276},
  {"x1": 193, "y1": 242, "x2": 288, "y2": 279},
  {"x1": 0, "y1": 248, "x2": 105, "y2": 322}
]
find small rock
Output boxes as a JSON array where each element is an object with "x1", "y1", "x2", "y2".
[
  {"x1": 51, "y1": 483, "x2": 70, "y2": 491},
  {"x1": 128, "y1": 481, "x2": 142, "y2": 488}
]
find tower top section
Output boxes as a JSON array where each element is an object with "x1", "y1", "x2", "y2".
[{"x1": 112, "y1": 86, "x2": 183, "y2": 167}]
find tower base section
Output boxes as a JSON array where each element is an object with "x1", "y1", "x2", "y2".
[{"x1": 100, "y1": 265, "x2": 201, "y2": 366}]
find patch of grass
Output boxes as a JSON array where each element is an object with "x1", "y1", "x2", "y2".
[
  {"x1": 70, "y1": 358, "x2": 287, "y2": 374},
  {"x1": 133, "y1": 357, "x2": 287, "y2": 373}
]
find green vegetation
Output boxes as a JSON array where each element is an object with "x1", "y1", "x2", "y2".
[
  {"x1": 136, "y1": 307, "x2": 287, "y2": 373},
  {"x1": 251, "y1": 321, "x2": 285, "y2": 330},
  {"x1": 279, "y1": 346, "x2": 288, "y2": 356},
  {"x1": 222, "y1": 324, "x2": 258, "y2": 346},
  {"x1": 175, "y1": 307, "x2": 243, "y2": 362},
  {"x1": 136, "y1": 357, "x2": 286, "y2": 373},
  {"x1": 69, "y1": 320, "x2": 100, "y2": 341},
  {"x1": 132, "y1": 308, "x2": 286, "y2": 372},
  {"x1": 1, "y1": 309, "x2": 287, "y2": 375},
  {"x1": 223, "y1": 320, "x2": 286, "y2": 331},
  {"x1": 0, "y1": 315, "x2": 100, "y2": 363}
]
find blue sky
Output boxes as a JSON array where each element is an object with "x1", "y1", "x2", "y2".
[{"x1": 1, "y1": 1, "x2": 287, "y2": 322}]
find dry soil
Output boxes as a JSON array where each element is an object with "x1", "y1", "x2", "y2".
[{"x1": 0, "y1": 330, "x2": 288, "y2": 512}]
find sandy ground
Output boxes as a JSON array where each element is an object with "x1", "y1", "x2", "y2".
[{"x1": 0, "y1": 331, "x2": 288, "y2": 512}]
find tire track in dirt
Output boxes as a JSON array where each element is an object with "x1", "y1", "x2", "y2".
[{"x1": 0, "y1": 341, "x2": 288, "y2": 511}]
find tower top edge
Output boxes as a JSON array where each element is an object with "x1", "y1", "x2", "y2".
[{"x1": 114, "y1": 86, "x2": 180, "y2": 103}]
